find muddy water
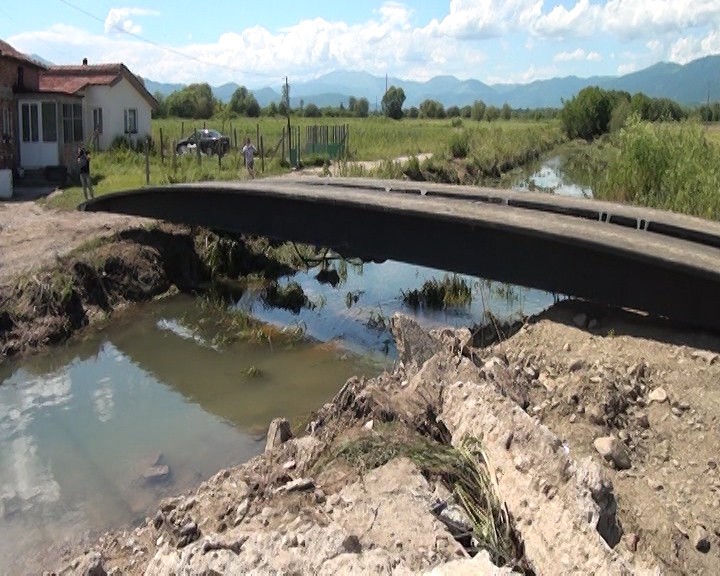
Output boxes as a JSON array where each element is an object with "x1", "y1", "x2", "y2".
[
  {"x1": 0, "y1": 259, "x2": 555, "y2": 573},
  {"x1": 0, "y1": 296, "x2": 383, "y2": 573}
]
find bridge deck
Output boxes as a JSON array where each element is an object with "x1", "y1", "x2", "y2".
[{"x1": 82, "y1": 177, "x2": 720, "y2": 331}]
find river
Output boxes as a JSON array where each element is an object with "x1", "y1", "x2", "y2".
[{"x1": 0, "y1": 156, "x2": 577, "y2": 573}]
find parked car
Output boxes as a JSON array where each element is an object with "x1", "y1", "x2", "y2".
[{"x1": 176, "y1": 129, "x2": 231, "y2": 155}]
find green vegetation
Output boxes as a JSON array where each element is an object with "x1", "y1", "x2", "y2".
[
  {"x1": 595, "y1": 117, "x2": 720, "y2": 219},
  {"x1": 324, "y1": 432, "x2": 519, "y2": 566},
  {"x1": 402, "y1": 274, "x2": 473, "y2": 310},
  {"x1": 561, "y1": 86, "x2": 689, "y2": 141}
]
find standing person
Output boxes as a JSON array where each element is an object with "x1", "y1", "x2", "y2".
[
  {"x1": 77, "y1": 146, "x2": 94, "y2": 200},
  {"x1": 242, "y1": 137, "x2": 257, "y2": 179}
]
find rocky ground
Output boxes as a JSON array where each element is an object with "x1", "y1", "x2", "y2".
[{"x1": 47, "y1": 303, "x2": 720, "y2": 575}]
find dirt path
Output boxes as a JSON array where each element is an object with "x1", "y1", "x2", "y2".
[
  {"x1": 287, "y1": 153, "x2": 434, "y2": 177},
  {"x1": 0, "y1": 199, "x2": 152, "y2": 289}
]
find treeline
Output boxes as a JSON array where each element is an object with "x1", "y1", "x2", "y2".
[
  {"x1": 153, "y1": 81, "x2": 717, "y2": 128},
  {"x1": 560, "y1": 86, "x2": 699, "y2": 140},
  {"x1": 152, "y1": 83, "x2": 372, "y2": 120}
]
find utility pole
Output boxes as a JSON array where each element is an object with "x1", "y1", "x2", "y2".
[
  {"x1": 283, "y1": 76, "x2": 292, "y2": 162},
  {"x1": 384, "y1": 74, "x2": 388, "y2": 117}
]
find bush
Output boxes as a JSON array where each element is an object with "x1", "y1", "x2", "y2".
[
  {"x1": 597, "y1": 116, "x2": 720, "y2": 219},
  {"x1": 561, "y1": 86, "x2": 612, "y2": 140},
  {"x1": 449, "y1": 130, "x2": 470, "y2": 158}
]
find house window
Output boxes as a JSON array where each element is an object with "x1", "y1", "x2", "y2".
[
  {"x1": 21, "y1": 103, "x2": 39, "y2": 142},
  {"x1": 62, "y1": 103, "x2": 83, "y2": 143},
  {"x1": 42, "y1": 102, "x2": 57, "y2": 142},
  {"x1": 0, "y1": 106, "x2": 10, "y2": 142},
  {"x1": 124, "y1": 108, "x2": 138, "y2": 134},
  {"x1": 93, "y1": 107, "x2": 103, "y2": 134}
]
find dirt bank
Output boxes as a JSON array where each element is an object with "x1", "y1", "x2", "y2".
[{"x1": 49, "y1": 304, "x2": 720, "y2": 575}]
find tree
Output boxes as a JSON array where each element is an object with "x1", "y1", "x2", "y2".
[
  {"x1": 382, "y1": 86, "x2": 406, "y2": 120},
  {"x1": 406, "y1": 106, "x2": 419, "y2": 119},
  {"x1": 356, "y1": 97, "x2": 370, "y2": 118},
  {"x1": 152, "y1": 91, "x2": 167, "y2": 119},
  {"x1": 560, "y1": 86, "x2": 612, "y2": 140},
  {"x1": 501, "y1": 103, "x2": 512, "y2": 120},
  {"x1": 447, "y1": 105, "x2": 461, "y2": 118},
  {"x1": 304, "y1": 103, "x2": 322, "y2": 117},
  {"x1": 166, "y1": 83, "x2": 215, "y2": 118},
  {"x1": 229, "y1": 86, "x2": 250, "y2": 115},
  {"x1": 471, "y1": 100, "x2": 486, "y2": 121},
  {"x1": 485, "y1": 105, "x2": 501, "y2": 122},
  {"x1": 419, "y1": 99, "x2": 446, "y2": 119},
  {"x1": 460, "y1": 105, "x2": 472, "y2": 118},
  {"x1": 245, "y1": 95, "x2": 261, "y2": 118}
]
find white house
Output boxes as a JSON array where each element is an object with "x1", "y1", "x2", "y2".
[{"x1": 38, "y1": 59, "x2": 157, "y2": 155}]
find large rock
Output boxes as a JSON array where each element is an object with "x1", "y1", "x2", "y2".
[
  {"x1": 265, "y1": 417, "x2": 293, "y2": 452},
  {"x1": 426, "y1": 550, "x2": 513, "y2": 575},
  {"x1": 593, "y1": 436, "x2": 632, "y2": 471},
  {"x1": 390, "y1": 314, "x2": 444, "y2": 372}
]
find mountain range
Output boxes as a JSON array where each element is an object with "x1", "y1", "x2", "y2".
[{"x1": 143, "y1": 54, "x2": 720, "y2": 110}]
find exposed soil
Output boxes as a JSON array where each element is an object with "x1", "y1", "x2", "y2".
[{"x1": 0, "y1": 199, "x2": 152, "y2": 291}]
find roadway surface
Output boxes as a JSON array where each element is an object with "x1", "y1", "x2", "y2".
[{"x1": 81, "y1": 176, "x2": 720, "y2": 332}]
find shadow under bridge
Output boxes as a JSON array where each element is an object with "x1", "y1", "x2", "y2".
[{"x1": 81, "y1": 177, "x2": 720, "y2": 333}]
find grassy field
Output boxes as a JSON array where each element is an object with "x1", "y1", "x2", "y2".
[{"x1": 46, "y1": 117, "x2": 564, "y2": 209}]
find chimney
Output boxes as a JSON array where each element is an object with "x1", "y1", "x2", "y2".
[{"x1": 82, "y1": 58, "x2": 88, "y2": 66}]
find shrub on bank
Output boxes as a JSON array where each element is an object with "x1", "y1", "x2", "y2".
[{"x1": 595, "y1": 116, "x2": 720, "y2": 219}]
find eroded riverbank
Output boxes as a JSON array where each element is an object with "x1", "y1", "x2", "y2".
[{"x1": 51, "y1": 305, "x2": 720, "y2": 574}]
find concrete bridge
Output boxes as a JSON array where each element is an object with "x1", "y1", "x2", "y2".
[{"x1": 81, "y1": 177, "x2": 720, "y2": 333}]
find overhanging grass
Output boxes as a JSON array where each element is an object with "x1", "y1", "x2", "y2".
[{"x1": 324, "y1": 433, "x2": 519, "y2": 567}]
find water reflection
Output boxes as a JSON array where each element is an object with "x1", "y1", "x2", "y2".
[
  {"x1": 0, "y1": 298, "x2": 379, "y2": 574},
  {"x1": 0, "y1": 259, "x2": 556, "y2": 573},
  {"x1": 513, "y1": 155, "x2": 593, "y2": 198},
  {"x1": 240, "y1": 260, "x2": 555, "y2": 356}
]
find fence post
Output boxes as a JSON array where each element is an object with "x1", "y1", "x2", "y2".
[
  {"x1": 195, "y1": 129, "x2": 201, "y2": 165},
  {"x1": 256, "y1": 124, "x2": 260, "y2": 151},
  {"x1": 172, "y1": 140, "x2": 177, "y2": 172},
  {"x1": 260, "y1": 135, "x2": 264, "y2": 173},
  {"x1": 144, "y1": 140, "x2": 150, "y2": 184},
  {"x1": 234, "y1": 128, "x2": 237, "y2": 149},
  {"x1": 181, "y1": 121, "x2": 184, "y2": 137},
  {"x1": 159, "y1": 127, "x2": 165, "y2": 164},
  {"x1": 281, "y1": 127, "x2": 285, "y2": 164}
]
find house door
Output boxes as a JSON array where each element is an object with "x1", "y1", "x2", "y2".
[{"x1": 18, "y1": 101, "x2": 58, "y2": 168}]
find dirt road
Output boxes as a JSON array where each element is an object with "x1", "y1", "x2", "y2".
[{"x1": 0, "y1": 198, "x2": 151, "y2": 289}]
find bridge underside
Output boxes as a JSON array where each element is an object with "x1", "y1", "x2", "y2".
[{"x1": 82, "y1": 178, "x2": 720, "y2": 333}]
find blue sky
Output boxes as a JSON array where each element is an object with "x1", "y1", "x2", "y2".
[{"x1": 3, "y1": 1, "x2": 720, "y2": 88}]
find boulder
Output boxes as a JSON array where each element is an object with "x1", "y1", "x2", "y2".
[{"x1": 265, "y1": 417, "x2": 293, "y2": 452}]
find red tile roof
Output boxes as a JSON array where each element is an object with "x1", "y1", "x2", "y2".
[
  {"x1": 39, "y1": 63, "x2": 157, "y2": 108},
  {"x1": 0, "y1": 39, "x2": 46, "y2": 69}
]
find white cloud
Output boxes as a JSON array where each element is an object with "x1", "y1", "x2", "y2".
[
  {"x1": 532, "y1": 0, "x2": 599, "y2": 38},
  {"x1": 104, "y1": 7, "x2": 159, "y2": 36},
  {"x1": 555, "y1": 48, "x2": 585, "y2": 61},
  {"x1": 426, "y1": 0, "x2": 541, "y2": 39},
  {"x1": 670, "y1": 29, "x2": 720, "y2": 63},
  {"x1": 617, "y1": 62, "x2": 638, "y2": 75},
  {"x1": 602, "y1": 0, "x2": 720, "y2": 40},
  {"x1": 554, "y1": 48, "x2": 602, "y2": 62}
]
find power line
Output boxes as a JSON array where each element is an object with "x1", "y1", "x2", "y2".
[{"x1": 57, "y1": 0, "x2": 281, "y2": 80}]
